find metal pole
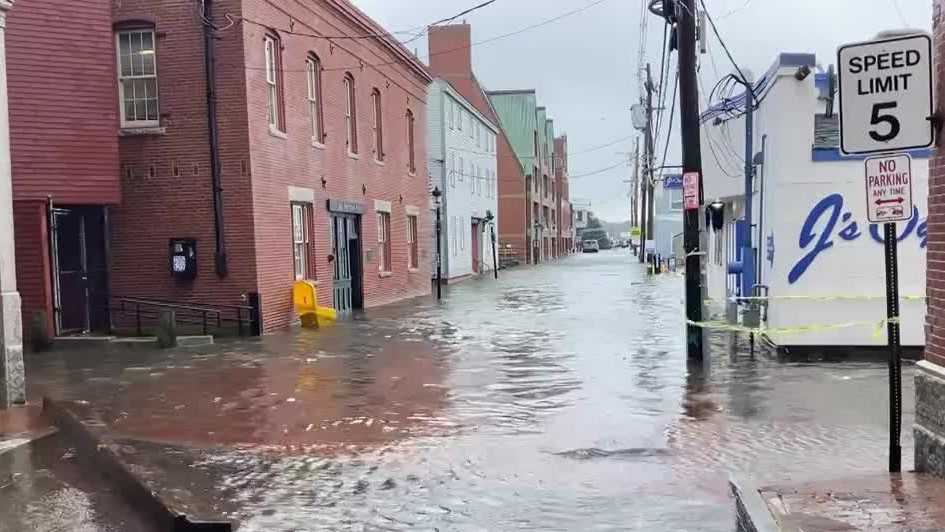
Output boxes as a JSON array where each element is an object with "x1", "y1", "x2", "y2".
[
  {"x1": 678, "y1": 0, "x2": 705, "y2": 360},
  {"x1": 435, "y1": 205, "x2": 442, "y2": 300},
  {"x1": 632, "y1": 137, "x2": 640, "y2": 229},
  {"x1": 884, "y1": 221, "x2": 902, "y2": 472},
  {"x1": 491, "y1": 225, "x2": 498, "y2": 280},
  {"x1": 741, "y1": 79, "x2": 755, "y2": 296}
]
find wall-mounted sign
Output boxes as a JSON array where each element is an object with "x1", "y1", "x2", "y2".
[
  {"x1": 663, "y1": 174, "x2": 683, "y2": 189},
  {"x1": 327, "y1": 199, "x2": 364, "y2": 214}
]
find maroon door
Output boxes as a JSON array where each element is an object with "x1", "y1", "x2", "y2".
[{"x1": 471, "y1": 221, "x2": 480, "y2": 273}]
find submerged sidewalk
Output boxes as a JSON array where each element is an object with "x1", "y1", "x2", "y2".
[{"x1": 734, "y1": 471, "x2": 945, "y2": 531}]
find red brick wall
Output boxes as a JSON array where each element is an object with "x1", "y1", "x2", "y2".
[
  {"x1": 240, "y1": 0, "x2": 433, "y2": 329},
  {"x1": 12, "y1": 201, "x2": 54, "y2": 338},
  {"x1": 7, "y1": 0, "x2": 120, "y2": 204},
  {"x1": 109, "y1": 0, "x2": 259, "y2": 323},
  {"x1": 928, "y1": 0, "x2": 945, "y2": 366},
  {"x1": 497, "y1": 131, "x2": 528, "y2": 262}
]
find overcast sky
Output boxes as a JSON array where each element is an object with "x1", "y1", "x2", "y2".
[{"x1": 351, "y1": 0, "x2": 932, "y2": 222}]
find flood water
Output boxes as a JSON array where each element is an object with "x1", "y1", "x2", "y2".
[{"x1": 26, "y1": 251, "x2": 914, "y2": 530}]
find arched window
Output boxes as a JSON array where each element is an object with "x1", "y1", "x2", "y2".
[
  {"x1": 406, "y1": 109, "x2": 416, "y2": 174},
  {"x1": 371, "y1": 88, "x2": 384, "y2": 161},
  {"x1": 306, "y1": 53, "x2": 324, "y2": 142},
  {"x1": 343, "y1": 73, "x2": 358, "y2": 154}
]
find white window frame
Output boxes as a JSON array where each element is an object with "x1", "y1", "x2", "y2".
[
  {"x1": 372, "y1": 89, "x2": 384, "y2": 161},
  {"x1": 306, "y1": 55, "x2": 323, "y2": 142},
  {"x1": 458, "y1": 156, "x2": 464, "y2": 182},
  {"x1": 407, "y1": 215, "x2": 419, "y2": 269},
  {"x1": 450, "y1": 152, "x2": 457, "y2": 187},
  {"x1": 291, "y1": 203, "x2": 310, "y2": 280},
  {"x1": 264, "y1": 35, "x2": 282, "y2": 130},
  {"x1": 377, "y1": 211, "x2": 392, "y2": 272},
  {"x1": 344, "y1": 74, "x2": 358, "y2": 154},
  {"x1": 116, "y1": 29, "x2": 160, "y2": 128}
]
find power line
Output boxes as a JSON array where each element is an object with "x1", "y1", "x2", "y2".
[
  {"x1": 658, "y1": 69, "x2": 679, "y2": 174},
  {"x1": 653, "y1": 21, "x2": 671, "y2": 144},
  {"x1": 890, "y1": 0, "x2": 908, "y2": 26},
  {"x1": 240, "y1": 0, "x2": 610, "y2": 73},
  {"x1": 569, "y1": 160, "x2": 628, "y2": 179},
  {"x1": 698, "y1": 0, "x2": 754, "y2": 100}
]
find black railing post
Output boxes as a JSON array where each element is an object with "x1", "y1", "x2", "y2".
[
  {"x1": 202, "y1": 311, "x2": 208, "y2": 336},
  {"x1": 136, "y1": 303, "x2": 142, "y2": 336}
]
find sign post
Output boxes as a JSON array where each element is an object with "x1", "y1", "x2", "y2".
[
  {"x1": 865, "y1": 153, "x2": 913, "y2": 473},
  {"x1": 839, "y1": 31, "x2": 932, "y2": 473}
]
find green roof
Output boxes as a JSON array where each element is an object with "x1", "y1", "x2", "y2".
[{"x1": 487, "y1": 91, "x2": 538, "y2": 175}]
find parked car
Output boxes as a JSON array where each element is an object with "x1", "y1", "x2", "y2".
[{"x1": 582, "y1": 240, "x2": 600, "y2": 253}]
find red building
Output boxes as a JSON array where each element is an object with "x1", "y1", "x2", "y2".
[
  {"x1": 12, "y1": 0, "x2": 433, "y2": 338},
  {"x1": 8, "y1": 0, "x2": 121, "y2": 337},
  {"x1": 554, "y1": 135, "x2": 573, "y2": 254}
]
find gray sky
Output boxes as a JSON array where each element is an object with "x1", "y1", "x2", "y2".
[{"x1": 351, "y1": 0, "x2": 932, "y2": 222}]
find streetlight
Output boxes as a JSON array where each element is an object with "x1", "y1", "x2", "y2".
[
  {"x1": 432, "y1": 187, "x2": 443, "y2": 300},
  {"x1": 485, "y1": 210, "x2": 498, "y2": 280}
]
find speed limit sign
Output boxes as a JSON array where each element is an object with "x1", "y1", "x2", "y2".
[{"x1": 837, "y1": 33, "x2": 933, "y2": 155}]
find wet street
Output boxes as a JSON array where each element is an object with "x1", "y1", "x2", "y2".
[{"x1": 23, "y1": 251, "x2": 914, "y2": 531}]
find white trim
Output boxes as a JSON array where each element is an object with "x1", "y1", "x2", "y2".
[
  {"x1": 405, "y1": 205, "x2": 420, "y2": 216},
  {"x1": 918, "y1": 360, "x2": 945, "y2": 380},
  {"x1": 374, "y1": 199, "x2": 392, "y2": 213},
  {"x1": 288, "y1": 186, "x2": 315, "y2": 203},
  {"x1": 116, "y1": 29, "x2": 160, "y2": 128}
]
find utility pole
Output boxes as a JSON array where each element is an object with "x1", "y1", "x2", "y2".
[
  {"x1": 639, "y1": 64, "x2": 655, "y2": 263},
  {"x1": 631, "y1": 138, "x2": 639, "y2": 228},
  {"x1": 677, "y1": 0, "x2": 705, "y2": 360}
]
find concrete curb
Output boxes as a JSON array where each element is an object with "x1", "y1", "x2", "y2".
[
  {"x1": 730, "y1": 475, "x2": 780, "y2": 532},
  {"x1": 42, "y1": 397, "x2": 232, "y2": 532}
]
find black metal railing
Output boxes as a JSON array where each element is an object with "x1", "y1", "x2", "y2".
[{"x1": 105, "y1": 295, "x2": 260, "y2": 337}]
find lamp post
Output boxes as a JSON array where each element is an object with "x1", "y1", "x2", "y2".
[
  {"x1": 432, "y1": 187, "x2": 442, "y2": 300},
  {"x1": 485, "y1": 210, "x2": 498, "y2": 280}
]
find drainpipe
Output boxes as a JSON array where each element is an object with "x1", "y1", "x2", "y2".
[{"x1": 203, "y1": 0, "x2": 227, "y2": 277}]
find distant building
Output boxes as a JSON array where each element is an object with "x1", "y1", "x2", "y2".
[
  {"x1": 427, "y1": 79, "x2": 499, "y2": 281},
  {"x1": 701, "y1": 53, "x2": 928, "y2": 348},
  {"x1": 555, "y1": 136, "x2": 575, "y2": 254},
  {"x1": 652, "y1": 174, "x2": 684, "y2": 260}
]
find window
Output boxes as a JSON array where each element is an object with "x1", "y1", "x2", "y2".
[
  {"x1": 458, "y1": 109, "x2": 463, "y2": 131},
  {"x1": 291, "y1": 203, "x2": 312, "y2": 280},
  {"x1": 459, "y1": 156, "x2": 464, "y2": 182},
  {"x1": 377, "y1": 211, "x2": 392, "y2": 272},
  {"x1": 460, "y1": 217, "x2": 465, "y2": 250},
  {"x1": 476, "y1": 123, "x2": 481, "y2": 147},
  {"x1": 407, "y1": 215, "x2": 419, "y2": 269},
  {"x1": 468, "y1": 115, "x2": 474, "y2": 138},
  {"x1": 450, "y1": 152, "x2": 457, "y2": 187},
  {"x1": 372, "y1": 89, "x2": 384, "y2": 161},
  {"x1": 448, "y1": 99, "x2": 454, "y2": 129},
  {"x1": 407, "y1": 109, "x2": 416, "y2": 174},
  {"x1": 670, "y1": 189, "x2": 684, "y2": 210},
  {"x1": 344, "y1": 73, "x2": 358, "y2": 153},
  {"x1": 306, "y1": 54, "x2": 324, "y2": 142},
  {"x1": 264, "y1": 33, "x2": 284, "y2": 131},
  {"x1": 116, "y1": 29, "x2": 159, "y2": 127},
  {"x1": 451, "y1": 217, "x2": 457, "y2": 256}
]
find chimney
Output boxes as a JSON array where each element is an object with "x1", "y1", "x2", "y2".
[{"x1": 428, "y1": 24, "x2": 472, "y2": 79}]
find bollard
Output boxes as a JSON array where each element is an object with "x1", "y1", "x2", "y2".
[{"x1": 157, "y1": 310, "x2": 177, "y2": 349}]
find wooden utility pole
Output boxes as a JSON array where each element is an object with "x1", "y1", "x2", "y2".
[
  {"x1": 639, "y1": 64, "x2": 655, "y2": 263},
  {"x1": 678, "y1": 0, "x2": 705, "y2": 359}
]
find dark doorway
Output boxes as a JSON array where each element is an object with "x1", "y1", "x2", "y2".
[
  {"x1": 331, "y1": 214, "x2": 363, "y2": 313},
  {"x1": 471, "y1": 220, "x2": 480, "y2": 273},
  {"x1": 52, "y1": 206, "x2": 109, "y2": 334}
]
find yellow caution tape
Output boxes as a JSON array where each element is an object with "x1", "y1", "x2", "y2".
[{"x1": 687, "y1": 317, "x2": 901, "y2": 338}]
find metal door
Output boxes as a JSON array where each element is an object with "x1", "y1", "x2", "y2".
[
  {"x1": 52, "y1": 206, "x2": 108, "y2": 334},
  {"x1": 331, "y1": 215, "x2": 352, "y2": 312}
]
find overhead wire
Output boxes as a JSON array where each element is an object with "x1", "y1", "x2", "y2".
[{"x1": 569, "y1": 160, "x2": 628, "y2": 179}]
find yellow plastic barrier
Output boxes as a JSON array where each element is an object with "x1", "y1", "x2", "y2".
[{"x1": 293, "y1": 280, "x2": 336, "y2": 328}]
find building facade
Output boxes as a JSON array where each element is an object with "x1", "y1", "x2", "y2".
[
  {"x1": 427, "y1": 79, "x2": 499, "y2": 281},
  {"x1": 701, "y1": 53, "x2": 928, "y2": 348},
  {"x1": 108, "y1": 0, "x2": 433, "y2": 332},
  {"x1": 8, "y1": 0, "x2": 121, "y2": 338},
  {"x1": 651, "y1": 175, "x2": 683, "y2": 261},
  {"x1": 554, "y1": 135, "x2": 574, "y2": 254},
  {"x1": 917, "y1": 0, "x2": 945, "y2": 477}
]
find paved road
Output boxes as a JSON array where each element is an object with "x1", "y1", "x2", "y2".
[{"x1": 26, "y1": 250, "x2": 914, "y2": 530}]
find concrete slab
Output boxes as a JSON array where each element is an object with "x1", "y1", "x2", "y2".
[{"x1": 745, "y1": 472, "x2": 945, "y2": 531}]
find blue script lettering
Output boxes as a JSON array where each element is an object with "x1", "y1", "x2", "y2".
[{"x1": 788, "y1": 194, "x2": 927, "y2": 284}]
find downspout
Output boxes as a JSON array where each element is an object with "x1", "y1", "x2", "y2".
[{"x1": 203, "y1": 0, "x2": 227, "y2": 277}]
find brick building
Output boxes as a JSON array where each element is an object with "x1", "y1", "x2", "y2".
[
  {"x1": 918, "y1": 0, "x2": 945, "y2": 476},
  {"x1": 554, "y1": 135, "x2": 574, "y2": 254},
  {"x1": 11, "y1": 0, "x2": 433, "y2": 338},
  {"x1": 108, "y1": 0, "x2": 433, "y2": 332},
  {"x1": 8, "y1": 0, "x2": 121, "y2": 337}
]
